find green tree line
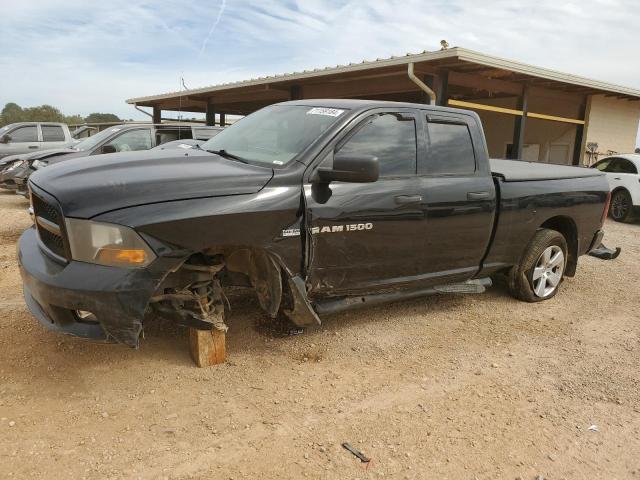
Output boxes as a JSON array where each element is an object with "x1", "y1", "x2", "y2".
[{"x1": 0, "y1": 102, "x2": 121, "y2": 127}]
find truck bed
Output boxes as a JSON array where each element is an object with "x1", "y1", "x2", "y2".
[{"x1": 490, "y1": 159, "x2": 603, "y2": 182}]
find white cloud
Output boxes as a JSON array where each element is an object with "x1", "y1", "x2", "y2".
[{"x1": 0, "y1": 0, "x2": 639, "y2": 145}]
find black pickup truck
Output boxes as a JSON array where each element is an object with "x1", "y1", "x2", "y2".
[{"x1": 18, "y1": 100, "x2": 610, "y2": 348}]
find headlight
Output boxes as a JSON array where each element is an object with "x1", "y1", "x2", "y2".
[
  {"x1": 65, "y1": 218, "x2": 156, "y2": 268},
  {"x1": 32, "y1": 159, "x2": 48, "y2": 169},
  {"x1": 5, "y1": 159, "x2": 25, "y2": 172}
]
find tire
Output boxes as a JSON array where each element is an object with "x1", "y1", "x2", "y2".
[
  {"x1": 508, "y1": 229, "x2": 567, "y2": 303},
  {"x1": 609, "y1": 189, "x2": 633, "y2": 223}
]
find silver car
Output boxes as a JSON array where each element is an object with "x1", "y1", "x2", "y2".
[{"x1": 0, "y1": 122, "x2": 74, "y2": 159}]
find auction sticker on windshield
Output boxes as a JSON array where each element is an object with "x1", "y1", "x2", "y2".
[{"x1": 307, "y1": 107, "x2": 344, "y2": 117}]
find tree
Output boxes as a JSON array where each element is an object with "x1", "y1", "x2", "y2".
[
  {"x1": 23, "y1": 104, "x2": 65, "y2": 123},
  {"x1": 0, "y1": 103, "x2": 24, "y2": 126},
  {"x1": 84, "y1": 112, "x2": 121, "y2": 123},
  {"x1": 64, "y1": 114, "x2": 85, "y2": 125},
  {"x1": 0, "y1": 103, "x2": 122, "y2": 127}
]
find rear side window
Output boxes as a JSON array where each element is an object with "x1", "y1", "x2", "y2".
[
  {"x1": 156, "y1": 129, "x2": 193, "y2": 145},
  {"x1": 8, "y1": 125, "x2": 37, "y2": 142},
  {"x1": 426, "y1": 121, "x2": 476, "y2": 175},
  {"x1": 338, "y1": 113, "x2": 417, "y2": 177},
  {"x1": 193, "y1": 128, "x2": 221, "y2": 140},
  {"x1": 41, "y1": 125, "x2": 65, "y2": 142},
  {"x1": 612, "y1": 159, "x2": 638, "y2": 174}
]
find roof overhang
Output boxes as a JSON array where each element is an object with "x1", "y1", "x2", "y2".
[{"x1": 127, "y1": 47, "x2": 640, "y2": 115}]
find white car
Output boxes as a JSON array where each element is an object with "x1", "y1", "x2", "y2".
[{"x1": 591, "y1": 153, "x2": 640, "y2": 222}]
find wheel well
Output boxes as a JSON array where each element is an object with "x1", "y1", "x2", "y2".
[
  {"x1": 540, "y1": 216, "x2": 578, "y2": 277},
  {"x1": 611, "y1": 186, "x2": 630, "y2": 196}
]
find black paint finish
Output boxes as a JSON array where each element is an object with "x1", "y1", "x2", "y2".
[{"x1": 19, "y1": 99, "x2": 610, "y2": 346}]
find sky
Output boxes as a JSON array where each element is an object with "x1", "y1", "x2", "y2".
[{"x1": 0, "y1": 0, "x2": 639, "y2": 144}]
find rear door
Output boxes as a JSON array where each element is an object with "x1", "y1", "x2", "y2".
[
  {"x1": 304, "y1": 108, "x2": 425, "y2": 295},
  {"x1": 414, "y1": 113, "x2": 496, "y2": 282}
]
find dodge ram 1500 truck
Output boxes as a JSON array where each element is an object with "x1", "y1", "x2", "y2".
[{"x1": 18, "y1": 100, "x2": 610, "y2": 349}]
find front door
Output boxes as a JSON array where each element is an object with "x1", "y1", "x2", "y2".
[
  {"x1": 0, "y1": 124, "x2": 40, "y2": 157},
  {"x1": 304, "y1": 109, "x2": 425, "y2": 296}
]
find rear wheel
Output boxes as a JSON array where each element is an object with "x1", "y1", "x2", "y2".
[
  {"x1": 508, "y1": 229, "x2": 567, "y2": 303},
  {"x1": 610, "y1": 189, "x2": 633, "y2": 222}
]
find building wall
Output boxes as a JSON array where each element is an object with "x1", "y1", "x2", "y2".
[{"x1": 583, "y1": 94, "x2": 640, "y2": 164}]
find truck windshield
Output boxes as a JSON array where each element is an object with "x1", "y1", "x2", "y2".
[
  {"x1": 73, "y1": 127, "x2": 122, "y2": 151},
  {"x1": 200, "y1": 105, "x2": 347, "y2": 166}
]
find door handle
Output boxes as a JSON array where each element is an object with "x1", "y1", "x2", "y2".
[
  {"x1": 394, "y1": 194, "x2": 423, "y2": 205},
  {"x1": 467, "y1": 191, "x2": 491, "y2": 200},
  {"x1": 613, "y1": 177, "x2": 621, "y2": 180},
  {"x1": 28, "y1": 146, "x2": 38, "y2": 149}
]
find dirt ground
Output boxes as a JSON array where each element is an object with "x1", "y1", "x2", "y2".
[{"x1": 0, "y1": 190, "x2": 639, "y2": 480}]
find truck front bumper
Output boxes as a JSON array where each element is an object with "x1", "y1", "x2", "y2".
[{"x1": 18, "y1": 227, "x2": 174, "y2": 347}]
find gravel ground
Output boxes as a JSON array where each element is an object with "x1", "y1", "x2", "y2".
[{"x1": 0, "y1": 190, "x2": 639, "y2": 480}]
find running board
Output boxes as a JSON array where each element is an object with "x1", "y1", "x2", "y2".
[
  {"x1": 433, "y1": 278, "x2": 491, "y2": 294},
  {"x1": 314, "y1": 278, "x2": 492, "y2": 315}
]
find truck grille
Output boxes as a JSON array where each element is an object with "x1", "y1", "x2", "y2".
[{"x1": 31, "y1": 188, "x2": 68, "y2": 260}]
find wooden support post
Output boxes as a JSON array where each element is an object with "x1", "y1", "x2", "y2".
[
  {"x1": 435, "y1": 71, "x2": 449, "y2": 107},
  {"x1": 219, "y1": 112, "x2": 226, "y2": 126},
  {"x1": 423, "y1": 73, "x2": 448, "y2": 106},
  {"x1": 206, "y1": 101, "x2": 215, "y2": 126},
  {"x1": 572, "y1": 101, "x2": 587, "y2": 165},
  {"x1": 189, "y1": 328, "x2": 225, "y2": 367},
  {"x1": 289, "y1": 85, "x2": 302, "y2": 100},
  {"x1": 152, "y1": 106, "x2": 162, "y2": 124},
  {"x1": 510, "y1": 85, "x2": 529, "y2": 160}
]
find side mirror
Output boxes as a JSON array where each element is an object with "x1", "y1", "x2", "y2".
[
  {"x1": 0, "y1": 134, "x2": 10, "y2": 144},
  {"x1": 315, "y1": 152, "x2": 379, "y2": 184},
  {"x1": 101, "y1": 144, "x2": 117, "y2": 154}
]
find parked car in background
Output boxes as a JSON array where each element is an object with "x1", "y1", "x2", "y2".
[
  {"x1": 151, "y1": 128, "x2": 223, "y2": 150},
  {"x1": 591, "y1": 153, "x2": 640, "y2": 222},
  {"x1": 0, "y1": 124, "x2": 221, "y2": 196},
  {"x1": 70, "y1": 125, "x2": 98, "y2": 139},
  {"x1": 0, "y1": 122, "x2": 75, "y2": 160}
]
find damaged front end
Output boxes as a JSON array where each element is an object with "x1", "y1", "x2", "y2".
[
  {"x1": 149, "y1": 261, "x2": 228, "y2": 333},
  {"x1": 19, "y1": 184, "x2": 318, "y2": 348},
  {"x1": 149, "y1": 249, "x2": 320, "y2": 336}
]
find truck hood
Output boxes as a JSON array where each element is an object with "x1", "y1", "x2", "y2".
[{"x1": 30, "y1": 149, "x2": 274, "y2": 218}]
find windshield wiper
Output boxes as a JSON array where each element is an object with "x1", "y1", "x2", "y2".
[{"x1": 206, "y1": 149, "x2": 249, "y2": 164}]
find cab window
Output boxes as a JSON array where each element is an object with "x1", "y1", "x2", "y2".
[
  {"x1": 425, "y1": 121, "x2": 476, "y2": 175},
  {"x1": 41, "y1": 125, "x2": 65, "y2": 142},
  {"x1": 8, "y1": 125, "x2": 38, "y2": 143},
  {"x1": 337, "y1": 113, "x2": 417, "y2": 177},
  {"x1": 104, "y1": 129, "x2": 152, "y2": 152},
  {"x1": 593, "y1": 158, "x2": 615, "y2": 171}
]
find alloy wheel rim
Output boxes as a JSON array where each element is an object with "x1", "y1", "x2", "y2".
[
  {"x1": 532, "y1": 245, "x2": 564, "y2": 298},
  {"x1": 611, "y1": 192, "x2": 629, "y2": 219}
]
